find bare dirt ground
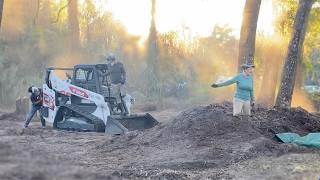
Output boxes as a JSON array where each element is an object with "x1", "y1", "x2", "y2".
[{"x1": 0, "y1": 103, "x2": 320, "y2": 180}]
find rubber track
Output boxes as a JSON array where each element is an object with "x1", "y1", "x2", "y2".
[{"x1": 60, "y1": 104, "x2": 106, "y2": 132}]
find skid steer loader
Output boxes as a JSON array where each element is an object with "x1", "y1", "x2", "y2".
[{"x1": 41, "y1": 64, "x2": 158, "y2": 135}]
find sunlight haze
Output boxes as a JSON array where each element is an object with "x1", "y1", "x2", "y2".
[{"x1": 92, "y1": 0, "x2": 275, "y2": 39}]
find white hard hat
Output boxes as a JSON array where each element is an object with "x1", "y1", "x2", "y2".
[{"x1": 31, "y1": 87, "x2": 39, "y2": 93}]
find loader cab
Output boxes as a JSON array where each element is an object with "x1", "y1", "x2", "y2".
[
  {"x1": 71, "y1": 64, "x2": 126, "y2": 115},
  {"x1": 72, "y1": 64, "x2": 109, "y2": 93}
]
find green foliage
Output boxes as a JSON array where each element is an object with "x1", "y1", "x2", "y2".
[
  {"x1": 3, "y1": 0, "x2": 318, "y2": 107},
  {"x1": 275, "y1": 0, "x2": 320, "y2": 88},
  {"x1": 274, "y1": 0, "x2": 298, "y2": 36},
  {"x1": 0, "y1": 0, "x2": 142, "y2": 106},
  {"x1": 154, "y1": 25, "x2": 239, "y2": 101}
]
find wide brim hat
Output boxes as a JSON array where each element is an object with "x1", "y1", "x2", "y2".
[{"x1": 241, "y1": 63, "x2": 255, "y2": 69}]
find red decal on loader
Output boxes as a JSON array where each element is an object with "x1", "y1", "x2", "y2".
[
  {"x1": 69, "y1": 87, "x2": 89, "y2": 98},
  {"x1": 43, "y1": 93, "x2": 50, "y2": 105},
  {"x1": 43, "y1": 93, "x2": 55, "y2": 110},
  {"x1": 59, "y1": 90, "x2": 71, "y2": 96}
]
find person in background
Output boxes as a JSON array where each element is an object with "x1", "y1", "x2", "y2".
[
  {"x1": 211, "y1": 63, "x2": 255, "y2": 116},
  {"x1": 106, "y1": 54, "x2": 127, "y2": 113},
  {"x1": 23, "y1": 86, "x2": 46, "y2": 128}
]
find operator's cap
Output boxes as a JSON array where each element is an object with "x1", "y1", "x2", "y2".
[
  {"x1": 31, "y1": 87, "x2": 39, "y2": 93},
  {"x1": 106, "y1": 53, "x2": 116, "y2": 62},
  {"x1": 241, "y1": 63, "x2": 255, "y2": 69}
]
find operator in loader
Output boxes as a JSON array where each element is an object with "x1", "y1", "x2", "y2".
[
  {"x1": 106, "y1": 54, "x2": 127, "y2": 109},
  {"x1": 23, "y1": 86, "x2": 46, "y2": 128},
  {"x1": 211, "y1": 63, "x2": 255, "y2": 116}
]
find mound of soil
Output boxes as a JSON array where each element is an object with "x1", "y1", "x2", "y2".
[
  {"x1": 101, "y1": 102, "x2": 320, "y2": 176},
  {"x1": 0, "y1": 103, "x2": 320, "y2": 179},
  {"x1": 252, "y1": 105, "x2": 320, "y2": 136}
]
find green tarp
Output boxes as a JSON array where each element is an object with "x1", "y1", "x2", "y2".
[{"x1": 275, "y1": 133, "x2": 320, "y2": 148}]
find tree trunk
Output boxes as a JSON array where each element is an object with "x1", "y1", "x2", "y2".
[
  {"x1": 15, "y1": 97, "x2": 29, "y2": 115},
  {"x1": 68, "y1": 0, "x2": 80, "y2": 51},
  {"x1": 146, "y1": 0, "x2": 160, "y2": 97},
  {"x1": 275, "y1": 0, "x2": 314, "y2": 108},
  {"x1": 295, "y1": 47, "x2": 304, "y2": 89},
  {"x1": 238, "y1": 0, "x2": 262, "y2": 71},
  {"x1": 0, "y1": 0, "x2": 4, "y2": 29},
  {"x1": 39, "y1": 0, "x2": 51, "y2": 27}
]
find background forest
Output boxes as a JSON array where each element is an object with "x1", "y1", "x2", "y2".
[{"x1": 0, "y1": 0, "x2": 319, "y2": 111}]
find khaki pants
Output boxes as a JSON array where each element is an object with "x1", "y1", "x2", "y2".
[
  {"x1": 112, "y1": 84, "x2": 126, "y2": 103},
  {"x1": 233, "y1": 98, "x2": 251, "y2": 116}
]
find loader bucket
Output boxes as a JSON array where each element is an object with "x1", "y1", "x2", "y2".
[
  {"x1": 105, "y1": 117, "x2": 129, "y2": 135},
  {"x1": 105, "y1": 113, "x2": 159, "y2": 135}
]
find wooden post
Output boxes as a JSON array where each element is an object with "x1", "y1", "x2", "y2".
[{"x1": 15, "y1": 97, "x2": 29, "y2": 115}]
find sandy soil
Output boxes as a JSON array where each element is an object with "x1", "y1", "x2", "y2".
[{"x1": 0, "y1": 103, "x2": 319, "y2": 180}]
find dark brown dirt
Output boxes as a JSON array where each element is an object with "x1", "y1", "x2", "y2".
[
  {"x1": 0, "y1": 102, "x2": 320, "y2": 179},
  {"x1": 99, "y1": 103, "x2": 319, "y2": 174}
]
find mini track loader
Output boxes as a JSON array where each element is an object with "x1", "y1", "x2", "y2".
[{"x1": 41, "y1": 64, "x2": 158, "y2": 135}]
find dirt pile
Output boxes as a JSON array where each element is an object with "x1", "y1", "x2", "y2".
[
  {"x1": 252, "y1": 105, "x2": 320, "y2": 136},
  {"x1": 101, "y1": 102, "x2": 319, "y2": 175},
  {"x1": 1, "y1": 103, "x2": 320, "y2": 179}
]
